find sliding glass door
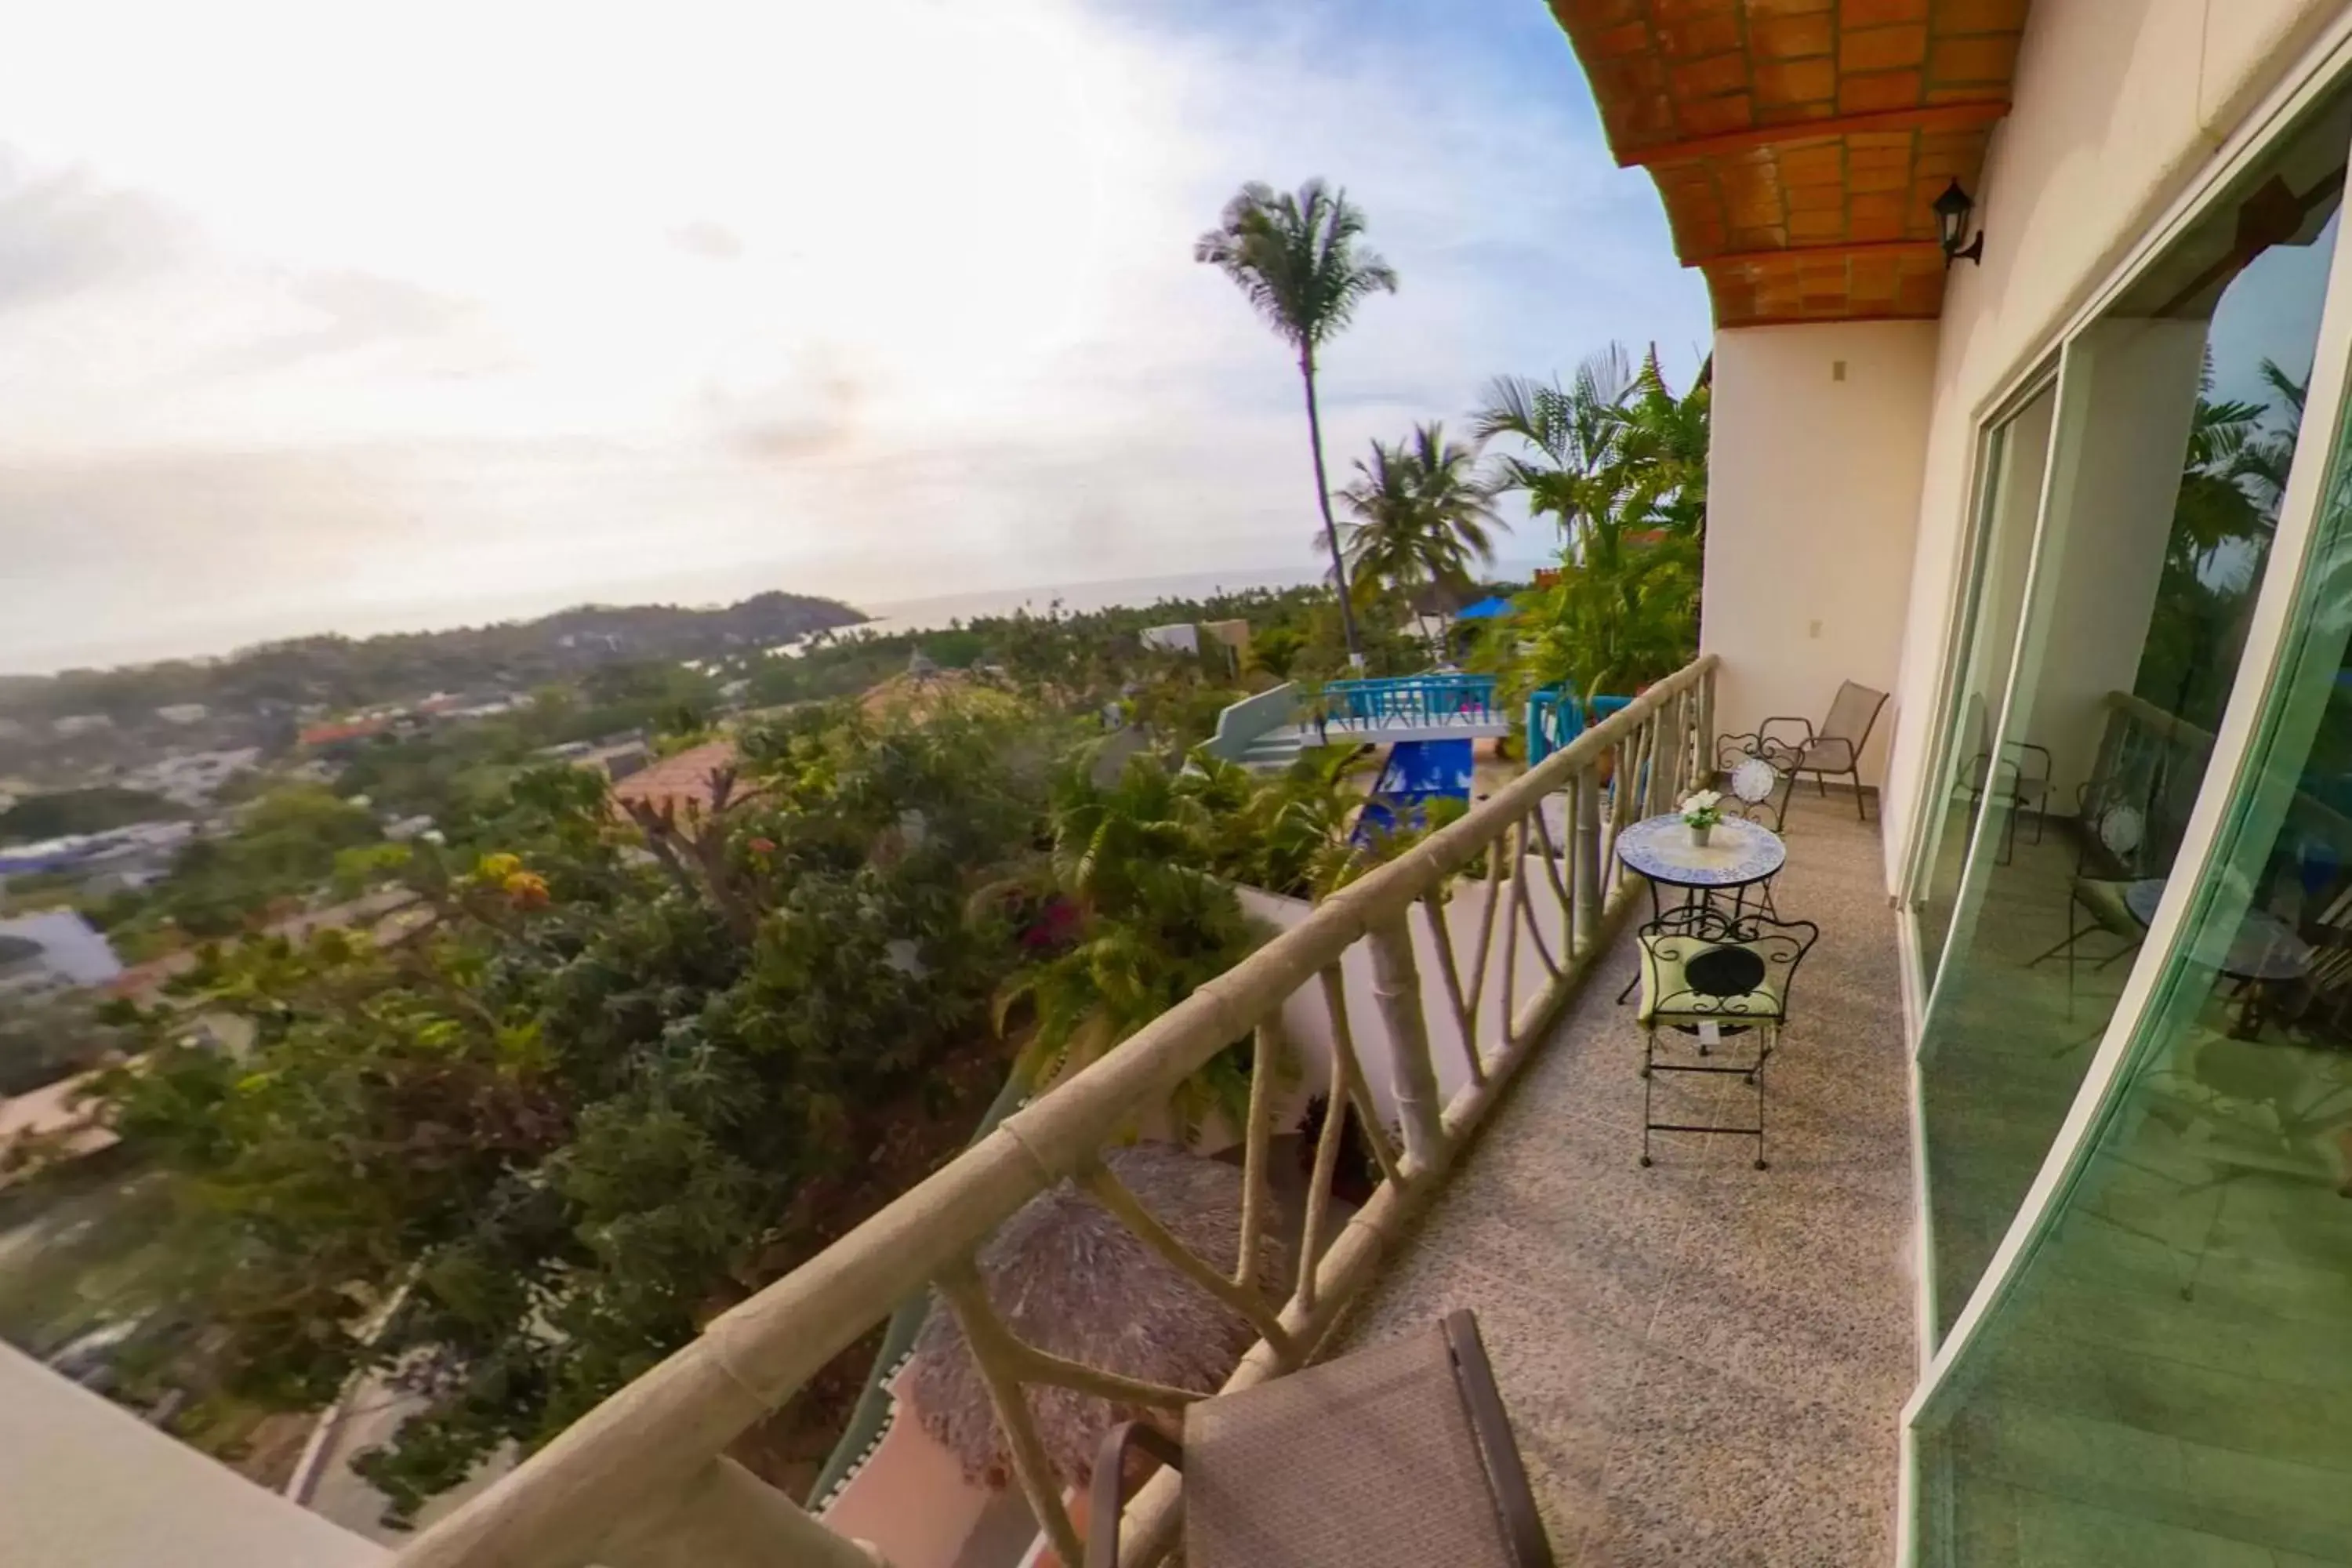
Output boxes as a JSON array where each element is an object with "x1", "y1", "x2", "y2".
[
  {"x1": 1914, "y1": 71, "x2": 2352, "y2": 1566},
  {"x1": 1915, "y1": 81, "x2": 2351, "y2": 1345},
  {"x1": 1912, "y1": 376, "x2": 2059, "y2": 994}
]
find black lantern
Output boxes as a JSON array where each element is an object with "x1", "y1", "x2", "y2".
[{"x1": 1934, "y1": 178, "x2": 1984, "y2": 268}]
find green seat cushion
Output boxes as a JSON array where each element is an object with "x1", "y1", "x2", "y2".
[
  {"x1": 1637, "y1": 935, "x2": 1792, "y2": 1025},
  {"x1": 2075, "y1": 878, "x2": 2140, "y2": 936}
]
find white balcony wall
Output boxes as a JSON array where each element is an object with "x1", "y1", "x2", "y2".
[
  {"x1": 2, "y1": 1344, "x2": 381, "y2": 1568},
  {"x1": 818, "y1": 1363, "x2": 1023, "y2": 1567},
  {"x1": 2011, "y1": 318, "x2": 2207, "y2": 804},
  {"x1": 1882, "y1": 0, "x2": 2350, "y2": 884},
  {"x1": 1703, "y1": 319, "x2": 1939, "y2": 811},
  {"x1": 1236, "y1": 841, "x2": 1569, "y2": 1129}
]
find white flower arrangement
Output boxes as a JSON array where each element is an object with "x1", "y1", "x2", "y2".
[{"x1": 1679, "y1": 789, "x2": 1725, "y2": 831}]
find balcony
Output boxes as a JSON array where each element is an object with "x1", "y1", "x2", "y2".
[
  {"x1": 56, "y1": 655, "x2": 1911, "y2": 1568},
  {"x1": 1339, "y1": 787, "x2": 1911, "y2": 1564}
]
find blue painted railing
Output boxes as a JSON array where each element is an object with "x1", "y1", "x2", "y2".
[
  {"x1": 1526, "y1": 686, "x2": 1632, "y2": 765},
  {"x1": 1320, "y1": 673, "x2": 1499, "y2": 730}
]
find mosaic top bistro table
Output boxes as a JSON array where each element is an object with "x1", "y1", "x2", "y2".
[
  {"x1": 1617, "y1": 814, "x2": 1788, "y2": 920},
  {"x1": 2122, "y1": 877, "x2": 2312, "y2": 1036},
  {"x1": 1613, "y1": 814, "x2": 1788, "y2": 1004}
]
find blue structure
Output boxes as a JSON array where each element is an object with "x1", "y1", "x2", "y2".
[
  {"x1": 1210, "y1": 673, "x2": 1512, "y2": 772},
  {"x1": 1321, "y1": 673, "x2": 1499, "y2": 730},
  {"x1": 1526, "y1": 686, "x2": 1633, "y2": 765},
  {"x1": 1356, "y1": 738, "x2": 1475, "y2": 847},
  {"x1": 1454, "y1": 597, "x2": 1515, "y2": 622},
  {"x1": 1375, "y1": 738, "x2": 1475, "y2": 803}
]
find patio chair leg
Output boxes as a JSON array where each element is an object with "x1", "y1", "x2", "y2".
[
  {"x1": 2063, "y1": 926, "x2": 2078, "y2": 1020},
  {"x1": 1754, "y1": 1026, "x2": 1770, "y2": 1171},
  {"x1": 1852, "y1": 771, "x2": 1867, "y2": 821},
  {"x1": 1639, "y1": 1028, "x2": 1655, "y2": 1167},
  {"x1": 2027, "y1": 919, "x2": 2088, "y2": 968},
  {"x1": 2048, "y1": 1022, "x2": 2106, "y2": 1058}
]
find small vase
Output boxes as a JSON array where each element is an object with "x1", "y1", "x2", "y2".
[{"x1": 1687, "y1": 822, "x2": 1713, "y2": 848}]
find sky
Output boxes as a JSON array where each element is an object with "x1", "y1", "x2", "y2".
[{"x1": 0, "y1": 0, "x2": 1710, "y2": 673}]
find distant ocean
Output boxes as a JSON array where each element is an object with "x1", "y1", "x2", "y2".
[
  {"x1": 853, "y1": 561, "x2": 1553, "y2": 637},
  {"x1": 853, "y1": 568, "x2": 1319, "y2": 637}
]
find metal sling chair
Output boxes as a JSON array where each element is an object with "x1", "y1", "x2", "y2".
[
  {"x1": 1759, "y1": 680, "x2": 1890, "y2": 822},
  {"x1": 1083, "y1": 1311, "x2": 1553, "y2": 1568}
]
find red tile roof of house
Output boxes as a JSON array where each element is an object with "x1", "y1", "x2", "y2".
[
  {"x1": 299, "y1": 717, "x2": 391, "y2": 746},
  {"x1": 608, "y1": 741, "x2": 743, "y2": 818}
]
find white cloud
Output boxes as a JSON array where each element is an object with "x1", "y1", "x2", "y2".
[{"x1": 0, "y1": 0, "x2": 1707, "y2": 670}]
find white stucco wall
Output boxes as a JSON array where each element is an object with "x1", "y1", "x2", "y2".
[
  {"x1": 1881, "y1": 0, "x2": 2351, "y2": 887},
  {"x1": 1703, "y1": 321, "x2": 1939, "y2": 794},
  {"x1": 0, "y1": 1344, "x2": 383, "y2": 1568},
  {"x1": 820, "y1": 1363, "x2": 1013, "y2": 1567},
  {"x1": 1236, "y1": 834, "x2": 1570, "y2": 1129},
  {"x1": 2005, "y1": 319, "x2": 2208, "y2": 804}
]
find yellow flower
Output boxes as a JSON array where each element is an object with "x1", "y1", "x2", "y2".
[
  {"x1": 502, "y1": 870, "x2": 551, "y2": 910},
  {"x1": 477, "y1": 851, "x2": 523, "y2": 880}
]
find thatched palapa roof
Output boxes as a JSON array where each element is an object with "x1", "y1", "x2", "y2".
[{"x1": 906, "y1": 1141, "x2": 1283, "y2": 1490}]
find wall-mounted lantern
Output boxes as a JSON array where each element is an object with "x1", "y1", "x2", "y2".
[{"x1": 1934, "y1": 178, "x2": 1985, "y2": 268}]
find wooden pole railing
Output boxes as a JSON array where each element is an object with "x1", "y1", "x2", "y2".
[
  {"x1": 383, "y1": 655, "x2": 1722, "y2": 1568},
  {"x1": 2098, "y1": 688, "x2": 2352, "y2": 848}
]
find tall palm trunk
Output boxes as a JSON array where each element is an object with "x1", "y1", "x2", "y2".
[{"x1": 1299, "y1": 347, "x2": 1364, "y2": 663}]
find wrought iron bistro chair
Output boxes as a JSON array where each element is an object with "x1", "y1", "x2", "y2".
[
  {"x1": 1716, "y1": 750, "x2": 1789, "y2": 918},
  {"x1": 1635, "y1": 904, "x2": 1819, "y2": 1170},
  {"x1": 1714, "y1": 734, "x2": 1795, "y2": 833},
  {"x1": 1959, "y1": 741, "x2": 2053, "y2": 865},
  {"x1": 1952, "y1": 692, "x2": 2053, "y2": 865},
  {"x1": 1758, "y1": 681, "x2": 1891, "y2": 822},
  {"x1": 2027, "y1": 782, "x2": 2154, "y2": 1028},
  {"x1": 2284, "y1": 878, "x2": 2352, "y2": 1047},
  {"x1": 1084, "y1": 1311, "x2": 1554, "y2": 1568}
]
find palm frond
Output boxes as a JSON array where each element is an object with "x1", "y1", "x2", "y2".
[{"x1": 1197, "y1": 180, "x2": 1397, "y2": 352}]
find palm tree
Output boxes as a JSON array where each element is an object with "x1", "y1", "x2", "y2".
[
  {"x1": 2172, "y1": 354, "x2": 2269, "y2": 568},
  {"x1": 1468, "y1": 343, "x2": 1711, "y2": 708},
  {"x1": 2143, "y1": 354, "x2": 2306, "y2": 734},
  {"x1": 2234, "y1": 357, "x2": 2309, "y2": 514},
  {"x1": 1338, "y1": 423, "x2": 1504, "y2": 652},
  {"x1": 1613, "y1": 345, "x2": 1714, "y2": 544},
  {"x1": 1476, "y1": 343, "x2": 1713, "y2": 554},
  {"x1": 1472, "y1": 344, "x2": 1635, "y2": 551},
  {"x1": 1197, "y1": 180, "x2": 1398, "y2": 664},
  {"x1": 1478, "y1": 470, "x2": 1699, "y2": 712}
]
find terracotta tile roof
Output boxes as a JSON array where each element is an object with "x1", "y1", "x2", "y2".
[
  {"x1": 0, "y1": 1068, "x2": 118, "y2": 1174},
  {"x1": 105, "y1": 888, "x2": 432, "y2": 1004},
  {"x1": 858, "y1": 669, "x2": 976, "y2": 722},
  {"x1": 608, "y1": 740, "x2": 743, "y2": 818},
  {"x1": 1547, "y1": 0, "x2": 2031, "y2": 325},
  {"x1": 299, "y1": 717, "x2": 392, "y2": 746}
]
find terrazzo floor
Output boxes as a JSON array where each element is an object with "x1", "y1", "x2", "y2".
[{"x1": 1341, "y1": 789, "x2": 1917, "y2": 1566}]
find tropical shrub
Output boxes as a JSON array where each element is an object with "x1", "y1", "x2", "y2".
[
  {"x1": 74, "y1": 701, "x2": 1055, "y2": 1520},
  {"x1": 1472, "y1": 343, "x2": 1709, "y2": 706}
]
